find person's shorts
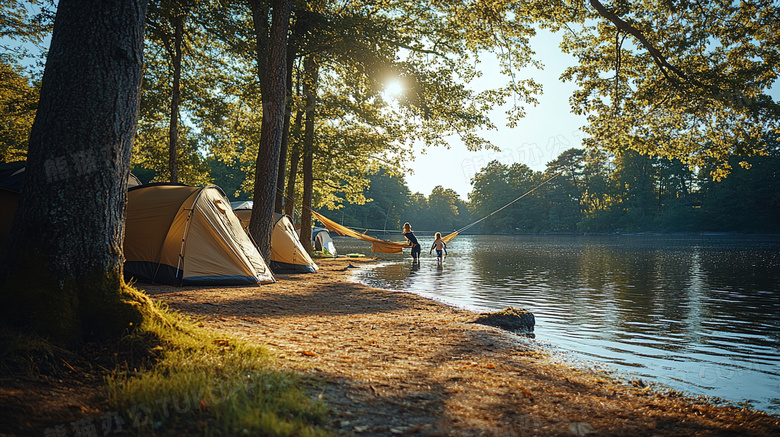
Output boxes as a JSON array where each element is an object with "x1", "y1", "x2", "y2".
[{"x1": 436, "y1": 249, "x2": 443, "y2": 257}]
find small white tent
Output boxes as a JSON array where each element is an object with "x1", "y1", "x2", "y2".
[{"x1": 312, "y1": 227, "x2": 337, "y2": 255}]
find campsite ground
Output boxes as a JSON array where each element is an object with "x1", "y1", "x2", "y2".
[
  {"x1": 143, "y1": 258, "x2": 779, "y2": 436},
  {"x1": 2, "y1": 257, "x2": 779, "y2": 436}
]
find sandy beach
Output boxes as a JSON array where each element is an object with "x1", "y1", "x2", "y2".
[{"x1": 137, "y1": 257, "x2": 780, "y2": 436}]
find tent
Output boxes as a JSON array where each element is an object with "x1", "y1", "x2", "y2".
[
  {"x1": 0, "y1": 162, "x2": 145, "y2": 257},
  {"x1": 0, "y1": 188, "x2": 19, "y2": 256},
  {"x1": 0, "y1": 162, "x2": 25, "y2": 255},
  {"x1": 128, "y1": 173, "x2": 142, "y2": 187},
  {"x1": 231, "y1": 201, "x2": 319, "y2": 274},
  {"x1": 0, "y1": 161, "x2": 25, "y2": 192},
  {"x1": 124, "y1": 184, "x2": 275, "y2": 286},
  {"x1": 0, "y1": 161, "x2": 141, "y2": 193},
  {"x1": 312, "y1": 227, "x2": 337, "y2": 255}
]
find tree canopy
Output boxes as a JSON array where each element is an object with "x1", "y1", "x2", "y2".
[
  {"x1": 561, "y1": 0, "x2": 780, "y2": 179},
  {"x1": 2, "y1": 0, "x2": 778, "y2": 234}
]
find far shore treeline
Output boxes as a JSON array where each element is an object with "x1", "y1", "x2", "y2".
[
  {"x1": 162, "y1": 141, "x2": 780, "y2": 236},
  {"x1": 318, "y1": 142, "x2": 780, "y2": 235}
]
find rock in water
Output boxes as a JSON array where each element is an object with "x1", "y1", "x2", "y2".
[{"x1": 471, "y1": 307, "x2": 535, "y2": 333}]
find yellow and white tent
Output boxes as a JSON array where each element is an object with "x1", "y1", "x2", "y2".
[
  {"x1": 124, "y1": 184, "x2": 275, "y2": 286},
  {"x1": 231, "y1": 202, "x2": 318, "y2": 274}
]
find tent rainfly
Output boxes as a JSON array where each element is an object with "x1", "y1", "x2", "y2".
[
  {"x1": 231, "y1": 201, "x2": 318, "y2": 274},
  {"x1": 124, "y1": 184, "x2": 275, "y2": 286}
]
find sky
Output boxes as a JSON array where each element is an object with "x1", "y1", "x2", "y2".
[
  {"x1": 404, "y1": 28, "x2": 780, "y2": 201},
  {"x1": 404, "y1": 29, "x2": 588, "y2": 200}
]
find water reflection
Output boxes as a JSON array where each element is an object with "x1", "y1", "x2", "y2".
[{"x1": 339, "y1": 234, "x2": 780, "y2": 413}]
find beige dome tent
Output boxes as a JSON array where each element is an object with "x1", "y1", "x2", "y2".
[
  {"x1": 128, "y1": 173, "x2": 142, "y2": 187},
  {"x1": 124, "y1": 184, "x2": 275, "y2": 286},
  {"x1": 231, "y1": 202, "x2": 318, "y2": 274}
]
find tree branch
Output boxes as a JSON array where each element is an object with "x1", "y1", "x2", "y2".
[{"x1": 589, "y1": 0, "x2": 706, "y2": 90}]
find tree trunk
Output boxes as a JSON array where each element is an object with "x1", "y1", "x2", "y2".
[
  {"x1": 283, "y1": 85, "x2": 304, "y2": 219},
  {"x1": 283, "y1": 130, "x2": 301, "y2": 218},
  {"x1": 299, "y1": 55, "x2": 318, "y2": 254},
  {"x1": 301, "y1": 143, "x2": 314, "y2": 253},
  {"x1": 169, "y1": 12, "x2": 183, "y2": 184},
  {"x1": 274, "y1": 49, "x2": 295, "y2": 214},
  {"x1": 0, "y1": 0, "x2": 149, "y2": 346},
  {"x1": 248, "y1": 0, "x2": 291, "y2": 261}
]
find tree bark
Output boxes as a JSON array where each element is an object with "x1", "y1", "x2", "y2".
[
  {"x1": 248, "y1": 0, "x2": 291, "y2": 261},
  {"x1": 299, "y1": 55, "x2": 318, "y2": 253},
  {"x1": 283, "y1": 80, "x2": 304, "y2": 219},
  {"x1": 0, "y1": 0, "x2": 149, "y2": 346},
  {"x1": 283, "y1": 123, "x2": 301, "y2": 219},
  {"x1": 169, "y1": 12, "x2": 183, "y2": 184},
  {"x1": 274, "y1": 49, "x2": 295, "y2": 213}
]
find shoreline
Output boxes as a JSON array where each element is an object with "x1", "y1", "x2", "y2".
[
  {"x1": 341, "y1": 256, "x2": 773, "y2": 416},
  {"x1": 143, "y1": 257, "x2": 779, "y2": 436}
]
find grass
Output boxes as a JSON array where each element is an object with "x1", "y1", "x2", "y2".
[
  {"x1": 105, "y1": 289, "x2": 330, "y2": 436},
  {"x1": 1, "y1": 285, "x2": 331, "y2": 436}
]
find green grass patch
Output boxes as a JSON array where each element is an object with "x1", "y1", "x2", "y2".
[{"x1": 104, "y1": 289, "x2": 331, "y2": 436}]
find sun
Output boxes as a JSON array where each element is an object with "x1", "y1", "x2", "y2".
[{"x1": 382, "y1": 79, "x2": 404, "y2": 100}]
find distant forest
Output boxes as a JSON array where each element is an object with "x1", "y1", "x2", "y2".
[{"x1": 309, "y1": 141, "x2": 780, "y2": 235}]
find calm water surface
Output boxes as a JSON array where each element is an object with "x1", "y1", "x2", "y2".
[{"x1": 334, "y1": 234, "x2": 780, "y2": 414}]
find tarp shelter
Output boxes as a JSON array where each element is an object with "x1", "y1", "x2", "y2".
[
  {"x1": 231, "y1": 201, "x2": 318, "y2": 274},
  {"x1": 124, "y1": 184, "x2": 275, "y2": 286},
  {"x1": 311, "y1": 210, "x2": 457, "y2": 254}
]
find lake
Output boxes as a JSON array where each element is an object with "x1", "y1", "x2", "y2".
[{"x1": 331, "y1": 233, "x2": 780, "y2": 414}]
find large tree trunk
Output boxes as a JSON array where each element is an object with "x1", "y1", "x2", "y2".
[
  {"x1": 274, "y1": 49, "x2": 295, "y2": 213},
  {"x1": 248, "y1": 0, "x2": 291, "y2": 261},
  {"x1": 0, "y1": 0, "x2": 149, "y2": 346},
  {"x1": 168, "y1": 12, "x2": 183, "y2": 184},
  {"x1": 299, "y1": 55, "x2": 318, "y2": 253}
]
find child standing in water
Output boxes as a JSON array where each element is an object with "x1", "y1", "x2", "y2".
[
  {"x1": 403, "y1": 222, "x2": 421, "y2": 262},
  {"x1": 429, "y1": 232, "x2": 448, "y2": 263}
]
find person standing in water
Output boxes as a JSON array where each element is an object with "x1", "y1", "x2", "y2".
[
  {"x1": 403, "y1": 222, "x2": 421, "y2": 262},
  {"x1": 429, "y1": 232, "x2": 448, "y2": 263}
]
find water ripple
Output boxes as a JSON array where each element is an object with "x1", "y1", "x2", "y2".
[{"x1": 340, "y1": 234, "x2": 780, "y2": 413}]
